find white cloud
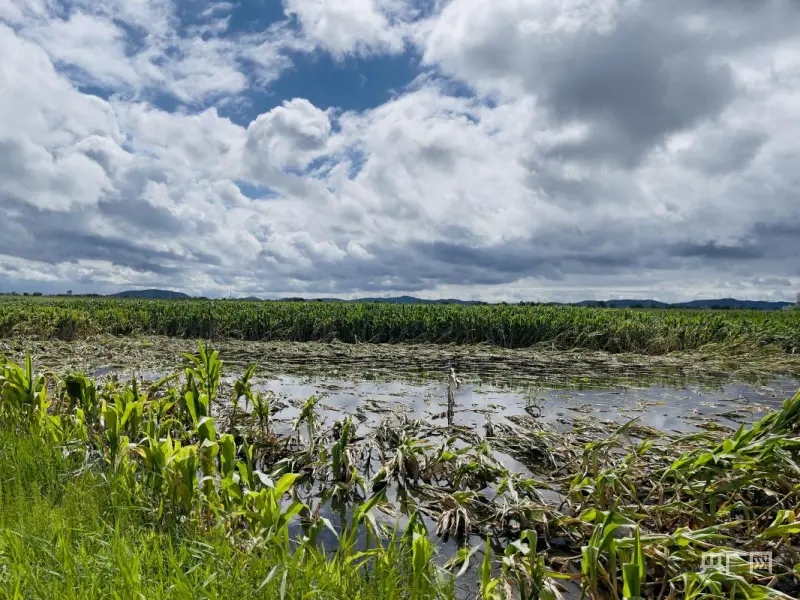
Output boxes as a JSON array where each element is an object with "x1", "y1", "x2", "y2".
[
  {"x1": 25, "y1": 12, "x2": 141, "y2": 89},
  {"x1": 0, "y1": 0, "x2": 25, "y2": 24},
  {"x1": 0, "y1": 24, "x2": 119, "y2": 211},
  {"x1": 246, "y1": 98, "x2": 331, "y2": 171},
  {"x1": 113, "y1": 103, "x2": 244, "y2": 176},
  {"x1": 0, "y1": 24, "x2": 121, "y2": 146},
  {"x1": 284, "y1": 0, "x2": 412, "y2": 57},
  {"x1": 3, "y1": 0, "x2": 301, "y2": 104},
  {"x1": 0, "y1": 135, "x2": 111, "y2": 210},
  {"x1": 331, "y1": 87, "x2": 540, "y2": 244}
]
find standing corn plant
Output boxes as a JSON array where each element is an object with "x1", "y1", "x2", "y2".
[
  {"x1": 231, "y1": 362, "x2": 257, "y2": 431},
  {"x1": 184, "y1": 340, "x2": 221, "y2": 408},
  {"x1": 0, "y1": 353, "x2": 50, "y2": 434},
  {"x1": 481, "y1": 531, "x2": 568, "y2": 600}
]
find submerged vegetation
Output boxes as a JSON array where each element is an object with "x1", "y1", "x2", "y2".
[
  {"x1": 1, "y1": 296, "x2": 799, "y2": 353},
  {"x1": 2, "y1": 343, "x2": 800, "y2": 598}
]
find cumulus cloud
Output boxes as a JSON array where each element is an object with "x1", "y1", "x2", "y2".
[
  {"x1": 283, "y1": 0, "x2": 414, "y2": 57},
  {"x1": 4, "y1": 0, "x2": 302, "y2": 104},
  {"x1": 423, "y1": 0, "x2": 762, "y2": 166},
  {"x1": 1, "y1": 0, "x2": 799, "y2": 301},
  {"x1": 246, "y1": 99, "x2": 331, "y2": 171}
]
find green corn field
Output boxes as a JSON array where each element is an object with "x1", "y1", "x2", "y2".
[{"x1": 1, "y1": 296, "x2": 799, "y2": 353}]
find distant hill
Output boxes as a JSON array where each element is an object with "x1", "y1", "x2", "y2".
[
  {"x1": 351, "y1": 295, "x2": 483, "y2": 305},
  {"x1": 270, "y1": 296, "x2": 483, "y2": 305},
  {"x1": 101, "y1": 291, "x2": 794, "y2": 309},
  {"x1": 575, "y1": 298, "x2": 792, "y2": 310},
  {"x1": 349, "y1": 297, "x2": 792, "y2": 309},
  {"x1": 670, "y1": 298, "x2": 793, "y2": 310},
  {"x1": 575, "y1": 299, "x2": 670, "y2": 308},
  {"x1": 110, "y1": 289, "x2": 191, "y2": 299}
]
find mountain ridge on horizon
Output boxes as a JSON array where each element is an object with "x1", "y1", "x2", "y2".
[
  {"x1": 102, "y1": 290, "x2": 797, "y2": 310},
  {"x1": 109, "y1": 289, "x2": 192, "y2": 299}
]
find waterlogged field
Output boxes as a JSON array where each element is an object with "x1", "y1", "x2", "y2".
[
  {"x1": 2, "y1": 331, "x2": 800, "y2": 599},
  {"x1": 2, "y1": 296, "x2": 800, "y2": 353},
  {"x1": 2, "y1": 298, "x2": 800, "y2": 598}
]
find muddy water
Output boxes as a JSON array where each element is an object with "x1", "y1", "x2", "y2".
[
  {"x1": 5, "y1": 335, "x2": 800, "y2": 389},
  {"x1": 257, "y1": 374, "x2": 800, "y2": 437},
  {"x1": 9, "y1": 335, "x2": 796, "y2": 436},
  {"x1": 254, "y1": 373, "x2": 798, "y2": 598}
]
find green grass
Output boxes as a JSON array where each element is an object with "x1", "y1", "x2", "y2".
[
  {"x1": 0, "y1": 430, "x2": 449, "y2": 600},
  {"x1": 0, "y1": 346, "x2": 454, "y2": 600},
  {"x1": 1, "y1": 297, "x2": 799, "y2": 353}
]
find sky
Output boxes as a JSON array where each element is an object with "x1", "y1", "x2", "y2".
[{"x1": 1, "y1": 0, "x2": 799, "y2": 303}]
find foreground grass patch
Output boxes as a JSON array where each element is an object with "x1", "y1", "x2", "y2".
[{"x1": 0, "y1": 431, "x2": 447, "y2": 600}]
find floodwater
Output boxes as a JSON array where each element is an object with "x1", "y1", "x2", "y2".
[
  {"x1": 252, "y1": 373, "x2": 798, "y2": 599},
  {"x1": 14, "y1": 335, "x2": 790, "y2": 438},
  {"x1": 5, "y1": 335, "x2": 800, "y2": 389},
  {"x1": 256, "y1": 374, "x2": 800, "y2": 438},
  {"x1": 4, "y1": 338, "x2": 800, "y2": 598},
  {"x1": 253, "y1": 373, "x2": 800, "y2": 593}
]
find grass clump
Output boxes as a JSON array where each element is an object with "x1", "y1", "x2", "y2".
[
  {"x1": 0, "y1": 434, "x2": 451, "y2": 600},
  {"x1": 0, "y1": 349, "x2": 452, "y2": 600}
]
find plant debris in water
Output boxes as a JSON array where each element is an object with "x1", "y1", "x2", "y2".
[
  {"x1": 1, "y1": 335, "x2": 799, "y2": 389},
  {"x1": 2, "y1": 341, "x2": 800, "y2": 599}
]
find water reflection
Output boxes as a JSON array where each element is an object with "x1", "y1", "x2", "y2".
[{"x1": 256, "y1": 375, "x2": 800, "y2": 438}]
